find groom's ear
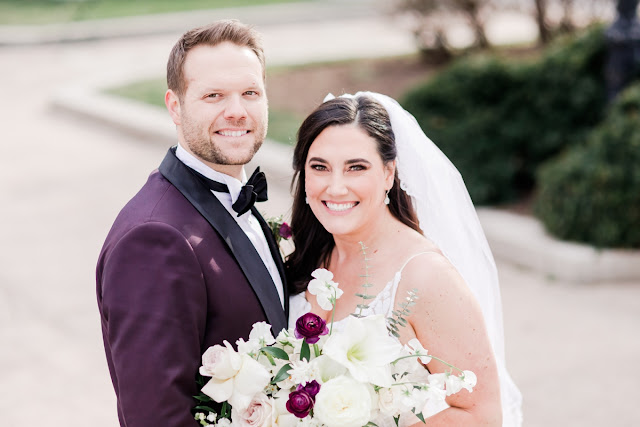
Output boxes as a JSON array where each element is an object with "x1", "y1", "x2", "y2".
[{"x1": 165, "y1": 89, "x2": 182, "y2": 125}]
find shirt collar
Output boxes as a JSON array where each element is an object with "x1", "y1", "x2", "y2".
[{"x1": 175, "y1": 143, "x2": 247, "y2": 203}]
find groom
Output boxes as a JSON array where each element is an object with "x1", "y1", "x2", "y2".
[{"x1": 96, "y1": 20, "x2": 288, "y2": 426}]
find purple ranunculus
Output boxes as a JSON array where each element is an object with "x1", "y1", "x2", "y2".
[
  {"x1": 297, "y1": 380, "x2": 321, "y2": 399},
  {"x1": 286, "y1": 390, "x2": 314, "y2": 418},
  {"x1": 279, "y1": 222, "x2": 292, "y2": 239},
  {"x1": 295, "y1": 312, "x2": 329, "y2": 344}
]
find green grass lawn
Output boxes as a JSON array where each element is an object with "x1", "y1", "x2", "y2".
[
  {"x1": 0, "y1": 0, "x2": 308, "y2": 25},
  {"x1": 106, "y1": 78, "x2": 302, "y2": 145}
]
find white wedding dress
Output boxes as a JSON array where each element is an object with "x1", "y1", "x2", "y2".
[{"x1": 288, "y1": 253, "x2": 449, "y2": 426}]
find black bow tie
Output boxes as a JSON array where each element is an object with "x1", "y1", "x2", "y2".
[{"x1": 192, "y1": 167, "x2": 268, "y2": 217}]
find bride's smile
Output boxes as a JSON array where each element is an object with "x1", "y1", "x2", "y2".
[{"x1": 324, "y1": 201, "x2": 358, "y2": 212}]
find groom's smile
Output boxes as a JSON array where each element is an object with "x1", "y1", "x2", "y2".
[{"x1": 216, "y1": 129, "x2": 250, "y2": 138}]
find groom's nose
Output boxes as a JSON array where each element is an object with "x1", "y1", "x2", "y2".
[{"x1": 223, "y1": 94, "x2": 248, "y2": 121}]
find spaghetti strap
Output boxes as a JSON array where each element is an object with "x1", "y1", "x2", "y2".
[
  {"x1": 385, "y1": 251, "x2": 438, "y2": 319},
  {"x1": 399, "y1": 251, "x2": 437, "y2": 274}
]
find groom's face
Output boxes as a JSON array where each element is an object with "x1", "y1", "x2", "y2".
[{"x1": 167, "y1": 42, "x2": 268, "y2": 173}]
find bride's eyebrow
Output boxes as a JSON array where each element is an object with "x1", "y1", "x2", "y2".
[
  {"x1": 345, "y1": 158, "x2": 371, "y2": 165},
  {"x1": 307, "y1": 157, "x2": 327, "y2": 163}
]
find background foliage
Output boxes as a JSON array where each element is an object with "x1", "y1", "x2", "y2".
[
  {"x1": 534, "y1": 82, "x2": 640, "y2": 248},
  {"x1": 402, "y1": 26, "x2": 607, "y2": 205}
]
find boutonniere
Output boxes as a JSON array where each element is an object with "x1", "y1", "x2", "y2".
[{"x1": 265, "y1": 215, "x2": 292, "y2": 257}]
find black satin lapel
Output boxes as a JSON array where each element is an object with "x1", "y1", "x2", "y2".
[
  {"x1": 158, "y1": 148, "x2": 287, "y2": 333},
  {"x1": 252, "y1": 206, "x2": 289, "y2": 319}
]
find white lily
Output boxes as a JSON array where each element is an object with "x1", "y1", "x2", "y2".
[{"x1": 322, "y1": 315, "x2": 401, "y2": 387}]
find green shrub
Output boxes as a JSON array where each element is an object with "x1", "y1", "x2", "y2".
[
  {"x1": 403, "y1": 58, "x2": 523, "y2": 203},
  {"x1": 534, "y1": 83, "x2": 640, "y2": 248},
  {"x1": 402, "y1": 26, "x2": 607, "y2": 205}
]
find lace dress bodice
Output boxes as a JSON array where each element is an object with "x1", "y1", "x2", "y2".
[
  {"x1": 288, "y1": 269, "x2": 401, "y2": 332},
  {"x1": 288, "y1": 253, "x2": 449, "y2": 425}
]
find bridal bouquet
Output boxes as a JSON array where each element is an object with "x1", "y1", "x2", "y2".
[{"x1": 193, "y1": 269, "x2": 476, "y2": 427}]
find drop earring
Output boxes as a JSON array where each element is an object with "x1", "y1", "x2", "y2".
[
  {"x1": 384, "y1": 190, "x2": 390, "y2": 205},
  {"x1": 305, "y1": 195, "x2": 309, "y2": 204}
]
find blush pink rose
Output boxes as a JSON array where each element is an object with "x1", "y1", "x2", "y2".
[{"x1": 234, "y1": 394, "x2": 275, "y2": 427}]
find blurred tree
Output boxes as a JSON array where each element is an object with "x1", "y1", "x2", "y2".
[
  {"x1": 558, "y1": 0, "x2": 576, "y2": 32},
  {"x1": 531, "y1": 0, "x2": 614, "y2": 44},
  {"x1": 396, "y1": 0, "x2": 493, "y2": 57},
  {"x1": 534, "y1": 0, "x2": 552, "y2": 43}
]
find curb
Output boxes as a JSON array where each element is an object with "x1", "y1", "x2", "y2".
[
  {"x1": 478, "y1": 209, "x2": 640, "y2": 284},
  {"x1": 0, "y1": 0, "x2": 379, "y2": 46}
]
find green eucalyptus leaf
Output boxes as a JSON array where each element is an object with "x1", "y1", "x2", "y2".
[
  {"x1": 260, "y1": 346, "x2": 289, "y2": 360},
  {"x1": 271, "y1": 363, "x2": 292, "y2": 384}
]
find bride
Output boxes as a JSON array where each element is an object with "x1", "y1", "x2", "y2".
[{"x1": 285, "y1": 92, "x2": 522, "y2": 426}]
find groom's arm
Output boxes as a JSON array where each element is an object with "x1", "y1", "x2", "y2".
[{"x1": 100, "y1": 222, "x2": 205, "y2": 426}]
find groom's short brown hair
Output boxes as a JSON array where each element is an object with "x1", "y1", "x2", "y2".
[{"x1": 166, "y1": 19, "x2": 265, "y2": 99}]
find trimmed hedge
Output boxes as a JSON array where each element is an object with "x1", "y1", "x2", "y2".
[
  {"x1": 534, "y1": 83, "x2": 640, "y2": 248},
  {"x1": 402, "y1": 26, "x2": 607, "y2": 205}
]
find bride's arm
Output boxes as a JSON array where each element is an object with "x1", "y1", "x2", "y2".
[{"x1": 400, "y1": 252, "x2": 502, "y2": 426}]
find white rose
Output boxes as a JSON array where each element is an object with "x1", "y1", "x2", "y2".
[
  {"x1": 233, "y1": 393, "x2": 276, "y2": 427},
  {"x1": 202, "y1": 352, "x2": 271, "y2": 411},
  {"x1": 200, "y1": 341, "x2": 242, "y2": 380},
  {"x1": 377, "y1": 387, "x2": 401, "y2": 417},
  {"x1": 313, "y1": 376, "x2": 372, "y2": 427},
  {"x1": 380, "y1": 383, "x2": 424, "y2": 418}
]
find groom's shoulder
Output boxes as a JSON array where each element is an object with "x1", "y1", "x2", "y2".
[{"x1": 106, "y1": 169, "x2": 201, "y2": 236}]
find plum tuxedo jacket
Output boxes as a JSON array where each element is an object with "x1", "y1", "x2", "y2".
[{"x1": 96, "y1": 147, "x2": 288, "y2": 426}]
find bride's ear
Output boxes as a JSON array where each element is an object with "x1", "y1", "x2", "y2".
[
  {"x1": 165, "y1": 89, "x2": 182, "y2": 125},
  {"x1": 384, "y1": 159, "x2": 396, "y2": 187}
]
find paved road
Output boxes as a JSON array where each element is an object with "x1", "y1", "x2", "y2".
[{"x1": 0, "y1": 3, "x2": 638, "y2": 427}]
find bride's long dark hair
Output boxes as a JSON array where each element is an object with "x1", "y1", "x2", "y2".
[{"x1": 285, "y1": 96, "x2": 421, "y2": 295}]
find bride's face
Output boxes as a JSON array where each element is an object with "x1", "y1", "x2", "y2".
[{"x1": 304, "y1": 124, "x2": 395, "y2": 237}]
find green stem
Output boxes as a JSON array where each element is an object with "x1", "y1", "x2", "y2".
[
  {"x1": 428, "y1": 355, "x2": 464, "y2": 374},
  {"x1": 329, "y1": 291, "x2": 336, "y2": 335},
  {"x1": 313, "y1": 343, "x2": 320, "y2": 357},
  {"x1": 392, "y1": 354, "x2": 464, "y2": 374}
]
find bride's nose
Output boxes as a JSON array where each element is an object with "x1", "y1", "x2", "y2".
[{"x1": 326, "y1": 173, "x2": 348, "y2": 197}]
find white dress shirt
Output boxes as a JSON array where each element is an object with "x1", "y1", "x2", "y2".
[{"x1": 176, "y1": 143, "x2": 285, "y2": 308}]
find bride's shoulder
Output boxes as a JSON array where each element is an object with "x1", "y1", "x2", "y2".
[{"x1": 398, "y1": 243, "x2": 469, "y2": 297}]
